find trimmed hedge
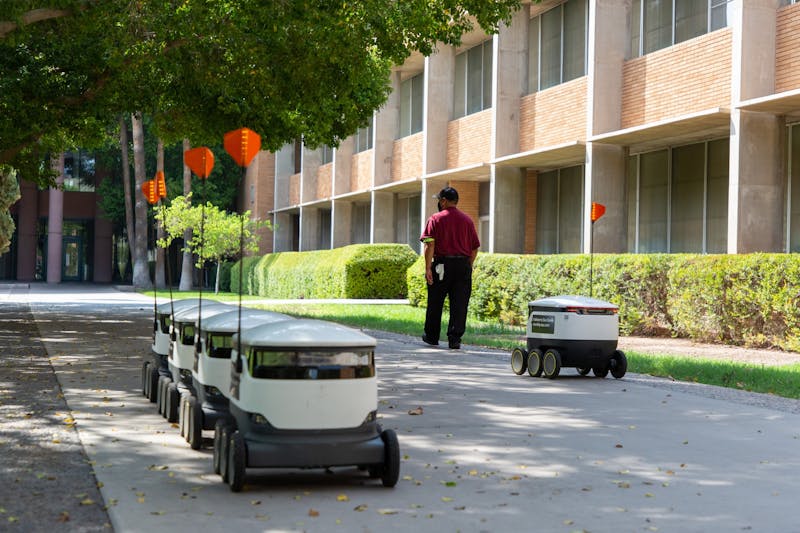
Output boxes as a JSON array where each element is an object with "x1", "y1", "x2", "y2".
[
  {"x1": 407, "y1": 253, "x2": 800, "y2": 351},
  {"x1": 232, "y1": 244, "x2": 417, "y2": 299}
]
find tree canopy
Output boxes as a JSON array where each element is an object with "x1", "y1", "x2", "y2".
[{"x1": 1, "y1": 0, "x2": 522, "y2": 187}]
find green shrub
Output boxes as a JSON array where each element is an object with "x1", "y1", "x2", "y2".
[
  {"x1": 217, "y1": 261, "x2": 233, "y2": 292},
  {"x1": 408, "y1": 252, "x2": 800, "y2": 350},
  {"x1": 233, "y1": 244, "x2": 417, "y2": 299},
  {"x1": 230, "y1": 255, "x2": 260, "y2": 295}
]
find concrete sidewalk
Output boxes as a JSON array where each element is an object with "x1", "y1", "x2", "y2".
[{"x1": 2, "y1": 284, "x2": 800, "y2": 532}]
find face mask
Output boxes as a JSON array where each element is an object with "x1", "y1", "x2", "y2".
[{"x1": 437, "y1": 200, "x2": 443, "y2": 211}]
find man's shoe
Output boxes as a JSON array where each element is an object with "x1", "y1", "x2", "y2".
[
  {"x1": 422, "y1": 335, "x2": 439, "y2": 346},
  {"x1": 448, "y1": 340, "x2": 461, "y2": 350}
]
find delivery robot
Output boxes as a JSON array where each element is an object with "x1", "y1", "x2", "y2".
[
  {"x1": 142, "y1": 298, "x2": 219, "y2": 404},
  {"x1": 161, "y1": 302, "x2": 231, "y2": 429},
  {"x1": 511, "y1": 295, "x2": 627, "y2": 379},
  {"x1": 183, "y1": 308, "x2": 294, "y2": 450},
  {"x1": 216, "y1": 318, "x2": 400, "y2": 492}
]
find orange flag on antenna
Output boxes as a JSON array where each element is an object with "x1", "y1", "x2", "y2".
[
  {"x1": 184, "y1": 147, "x2": 215, "y2": 179},
  {"x1": 142, "y1": 179, "x2": 157, "y2": 205},
  {"x1": 224, "y1": 127, "x2": 261, "y2": 167},
  {"x1": 591, "y1": 202, "x2": 606, "y2": 223}
]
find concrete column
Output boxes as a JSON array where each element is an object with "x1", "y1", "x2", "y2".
[
  {"x1": 423, "y1": 49, "x2": 455, "y2": 174},
  {"x1": 728, "y1": 0, "x2": 783, "y2": 252},
  {"x1": 585, "y1": 143, "x2": 627, "y2": 252},
  {"x1": 582, "y1": 0, "x2": 629, "y2": 253},
  {"x1": 15, "y1": 180, "x2": 37, "y2": 281},
  {"x1": 490, "y1": 166, "x2": 526, "y2": 253},
  {"x1": 47, "y1": 154, "x2": 64, "y2": 284},
  {"x1": 302, "y1": 145, "x2": 321, "y2": 204},
  {"x1": 371, "y1": 191, "x2": 395, "y2": 243},
  {"x1": 492, "y1": 4, "x2": 529, "y2": 160},
  {"x1": 375, "y1": 73, "x2": 401, "y2": 187},
  {"x1": 333, "y1": 200, "x2": 353, "y2": 248}
]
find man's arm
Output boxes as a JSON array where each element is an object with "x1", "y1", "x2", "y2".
[
  {"x1": 423, "y1": 239, "x2": 435, "y2": 285},
  {"x1": 469, "y1": 248, "x2": 477, "y2": 267}
]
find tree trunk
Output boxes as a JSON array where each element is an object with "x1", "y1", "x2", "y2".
[
  {"x1": 131, "y1": 112, "x2": 151, "y2": 289},
  {"x1": 179, "y1": 138, "x2": 194, "y2": 291},
  {"x1": 155, "y1": 139, "x2": 167, "y2": 289},
  {"x1": 119, "y1": 115, "x2": 134, "y2": 282},
  {"x1": 215, "y1": 260, "x2": 221, "y2": 294}
]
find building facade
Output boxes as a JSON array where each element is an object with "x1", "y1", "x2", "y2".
[{"x1": 259, "y1": 0, "x2": 800, "y2": 258}]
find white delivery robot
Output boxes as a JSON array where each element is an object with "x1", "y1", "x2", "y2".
[
  {"x1": 161, "y1": 302, "x2": 232, "y2": 429},
  {"x1": 143, "y1": 298, "x2": 219, "y2": 404},
  {"x1": 510, "y1": 295, "x2": 627, "y2": 379},
  {"x1": 183, "y1": 308, "x2": 294, "y2": 450},
  {"x1": 216, "y1": 318, "x2": 400, "y2": 492}
]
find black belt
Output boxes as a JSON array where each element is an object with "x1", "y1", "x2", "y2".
[{"x1": 435, "y1": 255, "x2": 468, "y2": 260}]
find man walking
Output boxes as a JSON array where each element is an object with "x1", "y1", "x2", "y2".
[{"x1": 420, "y1": 186, "x2": 480, "y2": 349}]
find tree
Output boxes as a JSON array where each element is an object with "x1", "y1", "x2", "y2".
[
  {"x1": 0, "y1": 166, "x2": 20, "y2": 254},
  {"x1": 155, "y1": 194, "x2": 269, "y2": 294},
  {"x1": 2, "y1": 1, "x2": 523, "y2": 181}
]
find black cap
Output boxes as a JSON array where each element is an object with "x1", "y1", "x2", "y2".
[{"x1": 434, "y1": 187, "x2": 459, "y2": 202}]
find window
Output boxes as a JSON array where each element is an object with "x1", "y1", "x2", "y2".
[
  {"x1": 321, "y1": 145, "x2": 333, "y2": 165},
  {"x1": 352, "y1": 203, "x2": 370, "y2": 244},
  {"x1": 399, "y1": 74, "x2": 424, "y2": 138},
  {"x1": 63, "y1": 150, "x2": 96, "y2": 192},
  {"x1": 536, "y1": 166, "x2": 584, "y2": 254},
  {"x1": 454, "y1": 40, "x2": 493, "y2": 119},
  {"x1": 318, "y1": 208, "x2": 331, "y2": 249},
  {"x1": 354, "y1": 117, "x2": 374, "y2": 153},
  {"x1": 395, "y1": 195, "x2": 421, "y2": 251},
  {"x1": 627, "y1": 139, "x2": 729, "y2": 253},
  {"x1": 528, "y1": 0, "x2": 588, "y2": 93},
  {"x1": 787, "y1": 124, "x2": 800, "y2": 252},
  {"x1": 629, "y1": 0, "x2": 729, "y2": 58}
]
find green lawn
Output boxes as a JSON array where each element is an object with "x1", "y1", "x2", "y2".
[{"x1": 144, "y1": 291, "x2": 800, "y2": 399}]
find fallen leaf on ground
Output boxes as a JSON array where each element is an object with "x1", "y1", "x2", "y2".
[
  {"x1": 336, "y1": 494, "x2": 349, "y2": 502},
  {"x1": 408, "y1": 406, "x2": 424, "y2": 416},
  {"x1": 308, "y1": 509, "x2": 319, "y2": 517}
]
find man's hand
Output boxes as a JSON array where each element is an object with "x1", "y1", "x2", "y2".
[{"x1": 425, "y1": 266, "x2": 433, "y2": 285}]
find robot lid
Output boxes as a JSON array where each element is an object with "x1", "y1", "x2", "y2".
[
  {"x1": 236, "y1": 318, "x2": 376, "y2": 350},
  {"x1": 529, "y1": 295, "x2": 618, "y2": 314},
  {"x1": 172, "y1": 302, "x2": 232, "y2": 324},
  {"x1": 156, "y1": 298, "x2": 220, "y2": 315},
  {"x1": 200, "y1": 308, "x2": 293, "y2": 334}
]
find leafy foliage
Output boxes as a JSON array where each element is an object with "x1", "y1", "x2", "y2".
[
  {"x1": 231, "y1": 244, "x2": 417, "y2": 299},
  {"x1": 0, "y1": 165, "x2": 21, "y2": 254},
  {"x1": 2, "y1": 1, "x2": 523, "y2": 186}
]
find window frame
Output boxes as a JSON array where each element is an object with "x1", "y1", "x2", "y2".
[
  {"x1": 453, "y1": 40, "x2": 493, "y2": 119},
  {"x1": 528, "y1": 0, "x2": 588, "y2": 94}
]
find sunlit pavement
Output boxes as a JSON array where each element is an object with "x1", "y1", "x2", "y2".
[{"x1": 5, "y1": 283, "x2": 800, "y2": 532}]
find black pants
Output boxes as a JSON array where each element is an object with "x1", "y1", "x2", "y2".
[{"x1": 424, "y1": 257, "x2": 472, "y2": 344}]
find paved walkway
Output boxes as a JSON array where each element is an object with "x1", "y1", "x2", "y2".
[{"x1": 2, "y1": 284, "x2": 800, "y2": 532}]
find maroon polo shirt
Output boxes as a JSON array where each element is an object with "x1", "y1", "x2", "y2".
[{"x1": 419, "y1": 206, "x2": 480, "y2": 257}]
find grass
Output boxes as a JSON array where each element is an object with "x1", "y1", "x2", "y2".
[{"x1": 144, "y1": 291, "x2": 800, "y2": 400}]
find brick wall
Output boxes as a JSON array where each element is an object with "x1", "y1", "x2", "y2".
[
  {"x1": 520, "y1": 77, "x2": 588, "y2": 151},
  {"x1": 524, "y1": 170, "x2": 538, "y2": 254},
  {"x1": 446, "y1": 109, "x2": 492, "y2": 168},
  {"x1": 289, "y1": 173, "x2": 300, "y2": 206},
  {"x1": 316, "y1": 164, "x2": 332, "y2": 200},
  {"x1": 776, "y1": 4, "x2": 800, "y2": 93},
  {"x1": 621, "y1": 29, "x2": 732, "y2": 129},
  {"x1": 391, "y1": 132, "x2": 424, "y2": 181},
  {"x1": 448, "y1": 180, "x2": 480, "y2": 229},
  {"x1": 350, "y1": 150, "x2": 373, "y2": 192}
]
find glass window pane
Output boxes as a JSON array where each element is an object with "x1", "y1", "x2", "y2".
[
  {"x1": 411, "y1": 74, "x2": 424, "y2": 134},
  {"x1": 563, "y1": 0, "x2": 587, "y2": 82},
  {"x1": 630, "y1": 0, "x2": 641, "y2": 58},
  {"x1": 706, "y1": 138, "x2": 729, "y2": 253},
  {"x1": 644, "y1": 0, "x2": 673, "y2": 54},
  {"x1": 639, "y1": 150, "x2": 669, "y2": 252},
  {"x1": 528, "y1": 16, "x2": 540, "y2": 93},
  {"x1": 626, "y1": 156, "x2": 639, "y2": 251},
  {"x1": 710, "y1": 0, "x2": 728, "y2": 31},
  {"x1": 399, "y1": 78, "x2": 411, "y2": 138},
  {"x1": 675, "y1": 0, "x2": 707, "y2": 44},
  {"x1": 558, "y1": 166, "x2": 584, "y2": 252},
  {"x1": 790, "y1": 125, "x2": 800, "y2": 252},
  {"x1": 454, "y1": 52, "x2": 467, "y2": 118},
  {"x1": 670, "y1": 143, "x2": 705, "y2": 252},
  {"x1": 540, "y1": 7, "x2": 562, "y2": 90},
  {"x1": 467, "y1": 45, "x2": 484, "y2": 114},
  {"x1": 536, "y1": 171, "x2": 558, "y2": 253},
  {"x1": 482, "y1": 40, "x2": 493, "y2": 110}
]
